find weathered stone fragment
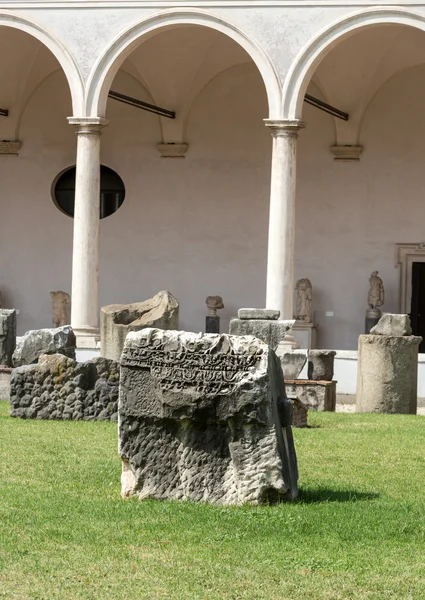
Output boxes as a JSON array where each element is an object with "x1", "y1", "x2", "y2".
[
  {"x1": 285, "y1": 380, "x2": 336, "y2": 412},
  {"x1": 307, "y1": 350, "x2": 336, "y2": 381},
  {"x1": 290, "y1": 398, "x2": 308, "y2": 427},
  {"x1": 119, "y1": 328, "x2": 298, "y2": 505},
  {"x1": 280, "y1": 350, "x2": 308, "y2": 379},
  {"x1": 370, "y1": 313, "x2": 412, "y2": 336},
  {"x1": 237, "y1": 308, "x2": 280, "y2": 320},
  {"x1": 100, "y1": 290, "x2": 179, "y2": 361},
  {"x1": 0, "y1": 309, "x2": 16, "y2": 367},
  {"x1": 229, "y1": 317, "x2": 294, "y2": 354},
  {"x1": 356, "y1": 334, "x2": 421, "y2": 414},
  {"x1": 10, "y1": 354, "x2": 119, "y2": 421},
  {"x1": 12, "y1": 326, "x2": 75, "y2": 367}
]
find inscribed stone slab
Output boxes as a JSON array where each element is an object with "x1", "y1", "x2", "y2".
[{"x1": 119, "y1": 328, "x2": 298, "y2": 505}]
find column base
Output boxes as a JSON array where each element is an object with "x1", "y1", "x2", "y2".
[{"x1": 73, "y1": 326, "x2": 100, "y2": 349}]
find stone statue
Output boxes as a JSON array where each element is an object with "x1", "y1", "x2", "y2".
[
  {"x1": 205, "y1": 296, "x2": 224, "y2": 317},
  {"x1": 368, "y1": 271, "x2": 384, "y2": 310},
  {"x1": 50, "y1": 291, "x2": 71, "y2": 328},
  {"x1": 295, "y1": 278, "x2": 312, "y2": 322}
]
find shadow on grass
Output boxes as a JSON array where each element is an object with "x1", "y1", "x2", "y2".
[{"x1": 298, "y1": 488, "x2": 379, "y2": 504}]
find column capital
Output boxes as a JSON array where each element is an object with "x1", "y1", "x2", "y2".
[
  {"x1": 68, "y1": 116, "x2": 109, "y2": 134},
  {"x1": 264, "y1": 119, "x2": 305, "y2": 136}
]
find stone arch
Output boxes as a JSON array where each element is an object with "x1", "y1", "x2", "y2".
[
  {"x1": 282, "y1": 7, "x2": 425, "y2": 120},
  {"x1": 0, "y1": 11, "x2": 83, "y2": 115},
  {"x1": 85, "y1": 8, "x2": 281, "y2": 119}
]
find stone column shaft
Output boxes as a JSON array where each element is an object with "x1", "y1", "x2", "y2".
[
  {"x1": 68, "y1": 117, "x2": 107, "y2": 346},
  {"x1": 264, "y1": 120, "x2": 304, "y2": 320}
]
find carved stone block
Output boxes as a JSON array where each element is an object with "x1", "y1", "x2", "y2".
[{"x1": 119, "y1": 328, "x2": 299, "y2": 505}]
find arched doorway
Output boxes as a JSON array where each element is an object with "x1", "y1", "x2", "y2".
[
  {"x1": 77, "y1": 12, "x2": 280, "y2": 334},
  {"x1": 283, "y1": 10, "x2": 425, "y2": 349},
  {"x1": 0, "y1": 22, "x2": 80, "y2": 334}
]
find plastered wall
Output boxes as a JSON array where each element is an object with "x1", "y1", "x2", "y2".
[{"x1": 1, "y1": 54, "x2": 425, "y2": 349}]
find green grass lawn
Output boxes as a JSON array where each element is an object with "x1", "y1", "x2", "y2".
[{"x1": 1, "y1": 401, "x2": 425, "y2": 600}]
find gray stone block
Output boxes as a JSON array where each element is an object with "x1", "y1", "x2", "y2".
[
  {"x1": 285, "y1": 380, "x2": 336, "y2": 411},
  {"x1": 119, "y1": 328, "x2": 299, "y2": 505},
  {"x1": 0, "y1": 309, "x2": 16, "y2": 367},
  {"x1": 100, "y1": 290, "x2": 179, "y2": 362},
  {"x1": 370, "y1": 313, "x2": 412, "y2": 336},
  {"x1": 229, "y1": 318, "x2": 292, "y2": 352},
  {"x1": 307, "y1": 350, "x2": 336, "y2": 381},
  {"x1": 10, "y1": 354, "x2": 119, "y2": 421},
  {"x1": 237, "y1": 308, "x2": 280, "y2": 320},
  {"x1": 280, "y1": 350, "x2": 308, "y2": 379},
  {"x1": 12, "y1": 326, "x2": 75, "y2": 367},
  {"x1": 356, "y1": 334, "x2": 422, "y2": 414}
]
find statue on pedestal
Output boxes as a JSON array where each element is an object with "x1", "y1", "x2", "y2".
[
  {"x1": 295, "y1": 278, "x2": 312, "y2": 322},
  {"x1": 366, "y1": 271, "x2": 385, "y2": 333},
  {"x1": 50, "y1": 291, "x2": 71, "y2": 328},
  {"x1": 368, "y1": 271, "x2": 385, "y2": 310},
  {"x1": 205, "y1": 296, "x2": 224, "y2": 333}
]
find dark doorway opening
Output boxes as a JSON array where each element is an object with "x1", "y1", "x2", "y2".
[{"x1": 410, "y1": 262, "x2": 425, "y2": 353}]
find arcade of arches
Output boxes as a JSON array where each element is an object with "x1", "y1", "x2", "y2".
[{"x1": 1, "y1": 20, "x2": 425, "y2": 351}]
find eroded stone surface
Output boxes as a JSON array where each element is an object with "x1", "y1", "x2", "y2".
[
  {"x1": 119, "y1": 328, "x2": 298, "y2": 505},
  {"x1": 10, "y1": 354, "x2": 119, "y2": 420},
  {"x1": 12, "y1": 326, "x2": 75, "y2": 367},
  {"x1": 100, "y1": 290, "x2": 179, "y2": 361},
  {"x1": 280, "y1": 350, "x2": 307, "y2": 379},
  {"x1": 0, "y1": 309, "x2": 16, "y2": 367},
  {"x1": 356, "y1": 334, "x2": 421, "y2": 414},
  {"x1": 370, "y1": 313, "x2": 412, "y2": 336},
  {"x1": 237, "y1": 308, "x2": 280, "y2": 320},
  {"x1": 307, "y1": 350, "x2": 336, "y2": 381}
]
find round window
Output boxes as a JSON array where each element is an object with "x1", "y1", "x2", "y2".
[{"x1": 53, "y1": 165, "x2": 125, "y2": 219}]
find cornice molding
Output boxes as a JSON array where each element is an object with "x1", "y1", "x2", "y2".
[
  {"x1": 0, "y1": 1, "x2": 423, "y2": 8},
  {"x1": 330, "y1": 145, "x2": 363, "y2": 162}
]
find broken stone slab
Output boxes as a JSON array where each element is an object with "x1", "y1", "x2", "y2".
[
  {"x1": 370, "y1": 313, "x2": 412, "y2": 336},
  {"x1": 237, "y1": 308, "x2": 280, "y2": 320},
  {"x1": 10, "y1": 354, "x2": 119, "y2": 421},
  {"x1": 119, "y1": 328, "x2": 299, "y2": 505},
  {"x1": 100, "y1": 290, "x2": 179, "y2": 362},
  {"x1": 0, "y1": 309, "x2": 16, "y2": 367},
  {"x1": 12, "y1": 325, "x2": 75, "y2": 367},
  {"x1": 285, "y1": 380, "x2": 337, "y2": 412},
  {"x1": 356, "y1": 334, "x2": 421, "y2": 414},
  {"x1": 280, "y1": 349, "x2": 308, "y2": 379},
  {"x1": 290, "y1": 398, "x2": 308, "y2": 428},
  {"x1": 307, "y1": 350, "x2": 336, "y2": 381}
]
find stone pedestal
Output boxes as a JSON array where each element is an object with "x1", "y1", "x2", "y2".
[
  {"x1": 285, "y1": 380, "x2": 336, "y2": 412},
  {"x1": 206, "y1": 316, "x2": 220, "y2": 333},
  {"x1": 307, "y1": 350, "x2": 336, "y2": 381},
  {"x1": 356, "y1": 334, "x2": 422, "y2": 414},
  {"x1": 292, "y1": 320, "x2": 317, "y2": 349},
  {"x1": 365, "y1": 308, "x2": 381, "y2": 334}
]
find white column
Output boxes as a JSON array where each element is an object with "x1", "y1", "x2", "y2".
[
  {"x1": 68, "y1": 117, "x2": 107, "y2": 348},
  {"x1": 264, "y1": 119, "x2": 304, "y2": 321}
]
